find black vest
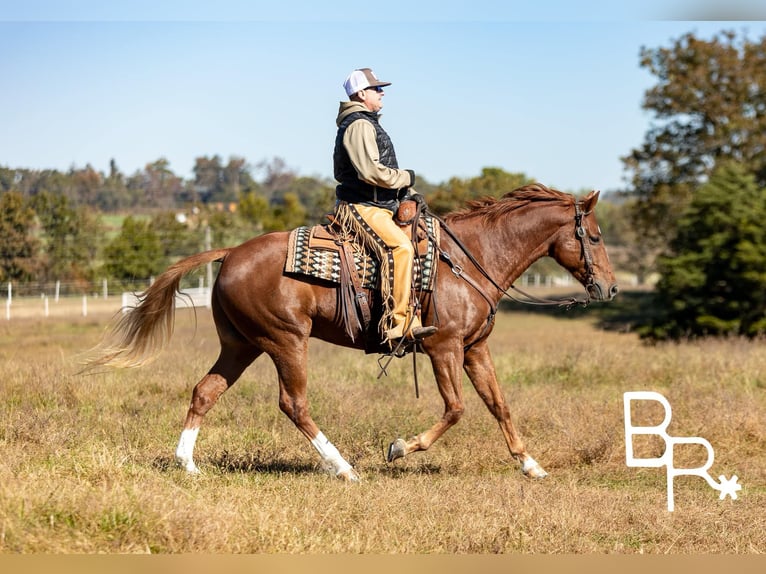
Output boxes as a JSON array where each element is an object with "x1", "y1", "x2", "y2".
[{"x1": 334, "y1": 111, "x2": 402, "y2": 207}]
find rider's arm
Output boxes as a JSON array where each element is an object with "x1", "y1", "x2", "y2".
[{"x1": 343, "y1": 120, "x2": 414, "y2": 190}]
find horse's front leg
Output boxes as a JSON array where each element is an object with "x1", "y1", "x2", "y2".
[
  {"x1": 463, "y1": 341, "x2": 547, "y2": 478},
  {"x1": 387, "y1": 343, "x2": 466, "y2": 462}
]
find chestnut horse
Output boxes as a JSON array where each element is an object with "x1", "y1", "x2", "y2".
[{"x1": 89, "y1": 184, "x2": 618, "y2": 481}]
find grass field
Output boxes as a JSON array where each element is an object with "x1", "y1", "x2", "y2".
[{"x1": 0, "y1": 297, "x2": 764, "y2": 554}]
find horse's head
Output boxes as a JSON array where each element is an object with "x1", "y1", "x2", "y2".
[{"x1": 549, "y1": 190, "x2": 618, "y2": 302}]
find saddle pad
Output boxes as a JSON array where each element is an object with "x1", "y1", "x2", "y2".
[{"x1": 285, "y1": 216, "x2": 439, "y2": 292}]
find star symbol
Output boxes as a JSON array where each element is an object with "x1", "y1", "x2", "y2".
[{"x1": 717, "y1": 474, "x2": 742, "y2": 500}]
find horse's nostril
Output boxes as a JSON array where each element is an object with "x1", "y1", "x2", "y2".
[{"x1": 610, "y1": 284, "x2": 619, "y2": 298}]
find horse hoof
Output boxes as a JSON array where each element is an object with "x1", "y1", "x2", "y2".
[
  {"x1": 176, "y1": 456, "x2": 201, "y2": 475},
  {"x1": 523, "y1": 464, "x2": 548, "y2": 479},
  {"x1": 387, "y1": 438, "x2": 407, "y2": 462},
  {"x1": 337, "y1": 468, "x2": 361, "y2": 482}
]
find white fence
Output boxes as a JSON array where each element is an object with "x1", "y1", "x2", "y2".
[
  {"x1": 3, "y1": 271, "x2": 570, "y2": 320},
  {"x1": 3, "y1": 282, "x2": 211, "y2": 320}
]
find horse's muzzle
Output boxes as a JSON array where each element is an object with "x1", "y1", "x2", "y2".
[{"x1": 587, "y1": 281, "x2": 619, "y2": 302}]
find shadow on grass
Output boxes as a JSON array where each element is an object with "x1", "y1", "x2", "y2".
[
  {"x1": 154, "y1": 454, "x2": 446, "y2": 479},
  {"x1": 152, "y1": 452, "x2": 318, "y2": 475},
  {"x1": 500, "y1": 288, "x2": 657, "y2": 333},
  {"x1": 377, "y1": 462, "x2": 443, "y2": 478}
]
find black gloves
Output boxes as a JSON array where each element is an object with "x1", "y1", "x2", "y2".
[{"x1": 410, "y1": 192, "x2": 427, "y2": 208}]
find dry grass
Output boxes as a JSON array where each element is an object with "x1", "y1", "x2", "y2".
[{"x1": 0, "y1": 301, "x2": 764, "y2": 554}]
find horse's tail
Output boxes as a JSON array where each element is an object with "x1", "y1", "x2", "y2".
[{"x1": 84, "y1": 248, "x2": 231, "y2": 370}]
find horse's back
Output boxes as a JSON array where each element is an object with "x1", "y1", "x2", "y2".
[{"x1": 213, "y1": 231, "x2": 334, "y2": 330}]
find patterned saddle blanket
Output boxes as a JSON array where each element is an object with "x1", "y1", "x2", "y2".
[{"x1": 284, "y1": 215, "x2": 440, "y2": 292}]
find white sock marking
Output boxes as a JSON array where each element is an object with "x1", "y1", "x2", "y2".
[
  {"x1": 310, "y1": 431, "x2": 353, "y2": 475},
  {"x1": 175, "y1": 428, "x2": 200, "y2": 472}
]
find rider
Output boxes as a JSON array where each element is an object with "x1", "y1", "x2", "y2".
[{"x1": 333, "y1": 67, "x2": 437, "y2": 345}]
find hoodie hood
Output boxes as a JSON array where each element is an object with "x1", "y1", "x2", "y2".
[{"x1": 336, "y1": 100, "x2": 377, "y2": 127}]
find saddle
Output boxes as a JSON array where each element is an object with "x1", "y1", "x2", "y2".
[{"x1": 284, "y1": 204, "x2": 440, "y2": 350}]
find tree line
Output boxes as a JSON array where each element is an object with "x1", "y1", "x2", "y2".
[{"x1": 1, "y1": 29, "x2": 765, "y2": 341}]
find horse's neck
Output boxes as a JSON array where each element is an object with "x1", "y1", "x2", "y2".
[{"x1": 448, "y1": 207, "x2": 561, "y2": 288}]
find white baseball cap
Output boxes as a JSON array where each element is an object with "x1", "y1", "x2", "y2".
[{"x1": 343, "y1": 68, "x2": 391, "y2": 97}]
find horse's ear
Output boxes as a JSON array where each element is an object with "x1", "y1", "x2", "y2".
[{"x1": 583, "y1": 190, "x2": 600, "y2": 212}]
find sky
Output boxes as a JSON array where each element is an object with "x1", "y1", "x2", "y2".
[{"x1": 1, "y1": 1, "x2": 765, "y2": 194}]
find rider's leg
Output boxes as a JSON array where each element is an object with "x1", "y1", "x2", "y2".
[{"x1": 352, "y1": 204, "x2": 423, "y2": 340}]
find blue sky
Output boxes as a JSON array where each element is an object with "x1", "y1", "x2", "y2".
[{"x1": 1, "y1": 2, "x2": 765, "y2": 193}]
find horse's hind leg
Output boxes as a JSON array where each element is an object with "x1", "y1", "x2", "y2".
[
  {"x1": 175, "y1": 345, "x2": 260, "y2": 473},
  {"x1": 270, "y1": 341, "x2": 359, "y2": 482},
  {"x1": 463, "y1": 341, "x2": 547, "y2": 478}
]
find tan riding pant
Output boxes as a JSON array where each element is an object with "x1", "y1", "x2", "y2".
[{"x1": 352, "y1": 204, "x2": 422, "y2": 339}]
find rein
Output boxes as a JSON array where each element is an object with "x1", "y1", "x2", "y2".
[{"x1": 424, "y1": 201, "x2": 593, "y2": 318}]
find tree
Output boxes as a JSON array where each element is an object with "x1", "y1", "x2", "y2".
[
  {"x1": 69, "y1": 164, "x2": 103, "y2": 206},
  {"x1": 143, "y1": 158, "x2": 183, "y2": 209},
  {"x1": 284, "y1": 176, "x2": 335, "y2": 224},
  {"x1": 622, "y1": 30, "x2": 766, "y2": 278},
  {"x1": 237, "y1": 190, "x2": 270, "y2": 234},
  {"x1": 29, "y1": 192, "x2": 102, "y2": 283},
  {"x1": 102, "y1": 216, "x2": 165, "y2": 282},
  {"x1": 641, "y1": 163, "x2": 766, "y2": 340},
  {"x1": 96, "y1": 159, "x2": 133, "y2": 211},
  {"x1": 255, "y1": 157, "x2": 297, "y2": 200},
  {"x1": 193, "y1": 155, "x2": 224, "y2": 203},
  {"x1": 265, "y1": 192, "x2": 307, "y2": 232},
  {"x1": 0, "y1": 191, "x2": 40, "y2": 282},
  {"x1": 150, "y1": 211, "x2": 202, "y2": 259}
]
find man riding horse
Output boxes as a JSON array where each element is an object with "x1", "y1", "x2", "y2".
[{"x1": 332, "y1": 67, "x2": 438, "y2": 346}]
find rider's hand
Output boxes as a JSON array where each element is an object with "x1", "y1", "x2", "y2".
[{"x1": 409, "y1": 192, "x2": 427, "y2": 208}]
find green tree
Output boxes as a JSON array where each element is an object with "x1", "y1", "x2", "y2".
[
  {"x1": 285, "y1": 176, "x2": 335, "y2": 224},
  {"x1": 0, "y1": 191, "x2": 40, "y2": 282},
  {"x1": 102, "y1": 216, "x2": 165, "y2": 282},
  {"x1": 237, "y1": 190, "x2": 270, "y2": 234},
  {"x1": 622, "y1": 30, "x2": 766, "y2": 279},
  {"x1": 0, "y1": 167, "x2": 20, "y2": 192},
  {"x1": 150, "y1": 211, "x2": 202, "y2": 259},
  {"x1": 265, "y1": 192, "x2": 307, "y2": 231},
  {"x1": 642, "y1": 163, "x2": 766, "y2": 341},
  {"x1": 29, "y1": 192, "x2": 102, "y2": 283},
  {"x1": 96, "y1": 159, "x2": 133, "y2": 211}
]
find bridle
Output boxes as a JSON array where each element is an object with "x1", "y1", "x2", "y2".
[{"x1": 574, "y1": 201, "x2": 597, "y2": 292}]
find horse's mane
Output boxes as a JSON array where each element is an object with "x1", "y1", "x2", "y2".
[{"x1": 443, "y1": 183, "x2": 575, "y2": 224}]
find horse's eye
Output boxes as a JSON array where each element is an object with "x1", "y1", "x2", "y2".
[{"x1": 590, "y1": 235, "x2": 601, "y2": 244}]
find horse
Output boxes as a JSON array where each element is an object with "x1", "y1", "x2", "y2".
[{"x1": 88, "y1": 183, "x2": 618, "y2": 481}]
